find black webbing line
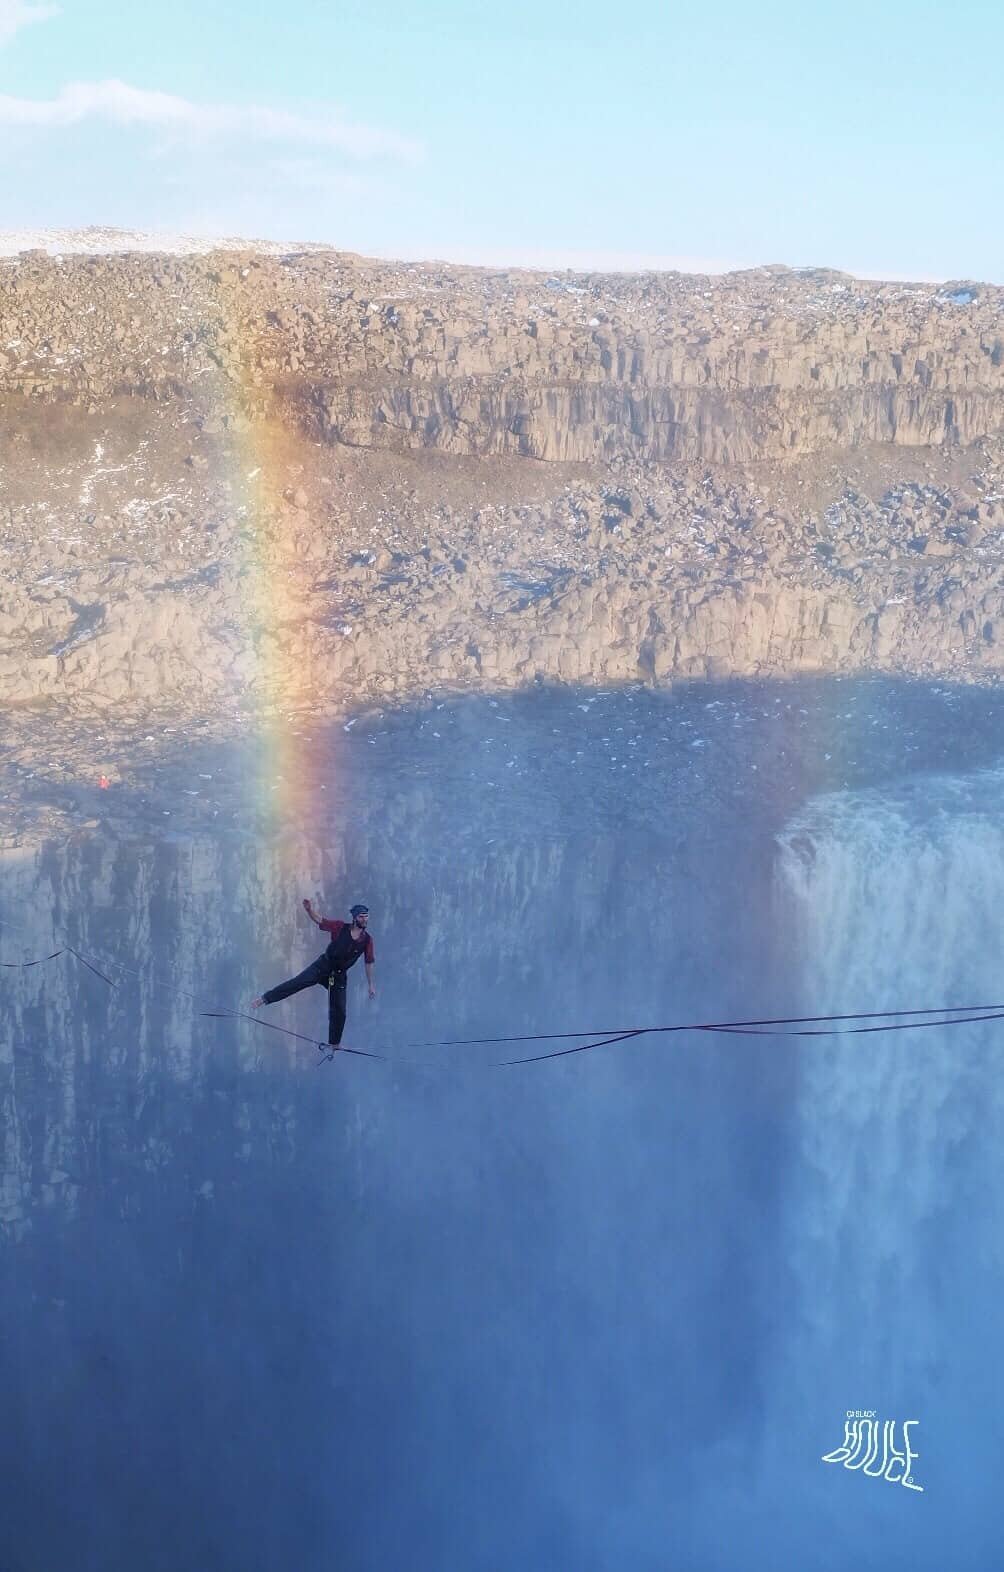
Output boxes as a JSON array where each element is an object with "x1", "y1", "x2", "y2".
[
  {"x1": 315, "y1": 1044, "x2": 388, "y2": 1064},
  {"x1": 65, "y1": 946, "x2": 117, "y2": 988},
  {"x1": 203, "y1": 1009, "x2": 390, "y2": 1062},
  {"x1": 493, "y1": 1029, "x2": 648, "y2": 1067},
  {"x1": 0, "y1": 948, "x2": 64, "y2": 968},
  {"x1": 704, "y1": 1010, "x2": 1004, "y2": 1038},
  {"x1": 66, "y1": 942, "x2": 201, "y2": 1003},
  {"x1": 1, "y1": 913, "x2": 211, "y2": 1011},
  {"x1": 483, "y1": 1008, "x2": 1004, "y2": 1066},
  {"x1": 202, "y1": 1008, "x2": 321, "y2": 1049},
  {"x1": 404, "y1": 1001, "x2": 1004, "y2": 1049}
]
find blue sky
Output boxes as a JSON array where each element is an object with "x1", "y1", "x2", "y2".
[{"x1": 1, "y1": 0, "x2": 1002, "y2": 280}]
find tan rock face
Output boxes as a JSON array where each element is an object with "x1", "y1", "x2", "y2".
[
  {"x1": 2, "y1": 246, "x2": 1004, "y2": 735},
  {"x1": 2, "y1": 251, "x2": 1003, "y2": 463},
  {"x1": 2, "y1": 390, "x2": 1004, "y2": 720}
]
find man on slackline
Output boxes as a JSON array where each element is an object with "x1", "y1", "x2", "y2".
[{"x1": 251, "y1": 899, "x2": 376, "y2": 1048}]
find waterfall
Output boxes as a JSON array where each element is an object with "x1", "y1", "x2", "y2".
[{"x1": 742, "y1": 765, "x2": 1004, "y2": 1552}]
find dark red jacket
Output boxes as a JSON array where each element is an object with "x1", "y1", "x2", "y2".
[{"x1": 320, "y1": 918, "x2": 375, "y2": 969}]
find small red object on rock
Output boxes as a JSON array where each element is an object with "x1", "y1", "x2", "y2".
[{"x1": 98, "y1": 775, "x2": 110, "y2": 789}]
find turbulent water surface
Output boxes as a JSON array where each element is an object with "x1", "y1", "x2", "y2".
[{"x1": 2, "y1": 678, "x2": 1003, "y2": 1571}]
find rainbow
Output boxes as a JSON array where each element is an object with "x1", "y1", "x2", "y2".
[{"x1": 181, "y1": 265, "x2": 348, "y2": 862}]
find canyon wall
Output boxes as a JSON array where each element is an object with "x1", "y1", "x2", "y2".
[
  {"x1": 2, "y1": 250, "x2": 1003, "y2": 464},
  {"x1": 2, "y1": 241, "x2": 1004, "y2": 733}
]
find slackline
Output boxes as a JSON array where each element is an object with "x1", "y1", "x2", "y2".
[{"x1": 4, "y1": 924, "x2": 1003, "y2": 1069}]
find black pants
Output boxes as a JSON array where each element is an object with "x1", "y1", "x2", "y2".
[{"x1": 262, "y1": 954, "x2": 348, "y2": 1045}]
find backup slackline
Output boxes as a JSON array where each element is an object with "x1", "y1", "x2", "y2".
[{"x1": 4, "y1": 927, "x2": 1004, "y2": 1068}]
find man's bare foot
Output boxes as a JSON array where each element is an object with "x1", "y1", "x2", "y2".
[{"x1": 250, "y1": 996, "x2": 264, "y2": 1010}]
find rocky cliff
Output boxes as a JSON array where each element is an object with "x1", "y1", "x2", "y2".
[
  {"x1": 2, "y1": 239, "x2": 1004, "y2": 743},
  {"x1": 3, "y1": 249, "x2": 1003, "y2": 463}
]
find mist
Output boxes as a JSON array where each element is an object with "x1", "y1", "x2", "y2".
[{"x1": 2, "y1": 678, "x2": 1003, "y2": 1569}]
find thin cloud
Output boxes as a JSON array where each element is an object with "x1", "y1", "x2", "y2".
[
  {"x1": 0, "y1": 79, "x2": 423, "y2": 162},
  {"x1": 264, "y1": 158, "x2": 372, "y2": 196},
  {"x1": 0, "y1": 0, "x2": 59, "y2": 45}
]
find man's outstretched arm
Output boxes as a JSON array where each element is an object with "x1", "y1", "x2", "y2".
[
  {"x1": 366, "y1": 960, "x2": 376, "y2": 999},
  {"x1": 303, "y1": 897, "x2": 326, "y2": 926}
]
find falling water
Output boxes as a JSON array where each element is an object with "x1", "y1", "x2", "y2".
[
  {"x1": 737, "y1": 767, "x2": 1004, "y2": 1566},
  {"x1": 3, "y1": 680, "x2": 1004, "y2": 1569}
]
